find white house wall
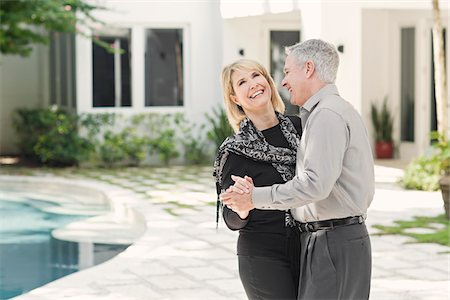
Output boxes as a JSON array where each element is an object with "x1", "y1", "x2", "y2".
[
  {"x1": 362, "y1": 8, "x2": 449, "y2": 159},
  {"x1": 362, "y1": 10, "x2": 393, "y2": 156},
  {"x1": 0, "y1": 44, "x2": 49, "y2": 155},
  {"x1": 78, "y1": 0, "x2": 223, "y2": 125},
  {"x1": 222, "y1": 12, "x2": 301, "y2": 66}
]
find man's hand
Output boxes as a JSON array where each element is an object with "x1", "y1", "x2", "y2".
[{"x1": 220, "y1": 175, "x2": 255, "y2": 212}]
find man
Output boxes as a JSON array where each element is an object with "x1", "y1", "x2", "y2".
[{"x1": 221, "y1": 39, "x2": 374, "y2": 300}]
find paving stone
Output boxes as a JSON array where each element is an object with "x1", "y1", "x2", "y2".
[
  {"x1": 128, "y1": 261, "x2": 174, "y2": 276},
  {"x1": 173, "y1": 240, "x2": 213, "y2": 251},
  {"x1": 406, "y1": 242, "x2": 450, "y2": 254},
  {"x1": 206, "y1": 278, "x2": 246, "y2": 295},
  {"x1": 403, "y1": 227, "x2": 437, "y2": 234},
  {"x1": 416, "y1": 256, "x2": 450, "y2": 273},
  {"x1": 373, "y1": 256, "x2": 416, "y2": 270},
  {"x1": 167, "y1": 288, "x2": 231, "y2": 300},
  {"x1": 163, "y1": 257, "x2": 208, "y2": 268},
  {"x1": 395, "y1": 267, "x2": 448, "y2": 281},
  {"x1": 371, "y1": 266, "x2": 396, "y2": 278},
  {"x1": 428, "y1": 222, "x2": 447, "y2": 230},
  {"x1": 147, "y1": 274, "x2": 201, "y2": 289},
  {"x1": 180, "y1": 265, "x2": 235, "y2": 280},
  {"x1": 104, "y1": 284, "x2": 162, "y2": 299}
]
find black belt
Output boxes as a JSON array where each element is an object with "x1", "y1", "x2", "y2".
[{"x1": 295, "y1": 216, "x2": 364, "y2": 233}]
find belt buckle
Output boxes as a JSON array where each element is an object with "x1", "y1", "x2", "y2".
[{"x1": 305, "y1": 222, "x2": 316, "y2": 232}]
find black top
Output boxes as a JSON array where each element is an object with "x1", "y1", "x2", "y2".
[{"x1": 221, "y1": 115, "x2": 301, "y2": 257}]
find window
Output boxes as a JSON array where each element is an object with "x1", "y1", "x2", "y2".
[
  {"x1": 145, "y1": 28, "x2": 183, "y2": 107},
  {"x1": 92, "y1": 28, "x2": 131, "y2": 107},
  {"x1": 270, "y1": 30, "x2": 300, "y2": 114},
  {"x1": 400, "y1": 27, "x2": 415, "y2": 142}
]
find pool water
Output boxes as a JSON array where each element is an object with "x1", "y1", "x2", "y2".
[{"x1": 0, "y1": 196, "x2": 128, "y2": 299}]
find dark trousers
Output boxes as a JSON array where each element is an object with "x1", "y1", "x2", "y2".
[
  {"x1": 298, "y1": 223, "x2": 371, "y2": 300},
  {"x1": 239, "y1": 255, "x2": 299, "y2": 300}
]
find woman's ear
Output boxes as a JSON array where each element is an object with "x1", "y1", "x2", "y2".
[{"x1": 230, "y1": 94, "x2": 239, "y2": 106}]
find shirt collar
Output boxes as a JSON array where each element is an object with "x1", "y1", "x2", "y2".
[{"x1": 301, "y1": 84, "x2": 339, "y2": 112}]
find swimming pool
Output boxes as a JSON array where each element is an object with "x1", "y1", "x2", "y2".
[{"x1": 0, "y1": 187, "x2": 130, "y2": 299}]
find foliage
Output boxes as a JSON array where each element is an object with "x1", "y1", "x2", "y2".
[
  {"x1": 205, "y1": 107, "x2": 234, "y2": 151},
  {"x1": 371, "y1": 96, "x2": 393, "y2": 142},
  {"x1": 430, "y1": 131, "x2": 450, "y2": 176},
  {"x1": 401, "y1": 156, "x2": 442, "y2": 191},
  {"x1": 0, "y1": 0, "x2": 111, "y2": 57},
  {"x1": 373, "y1": 214, "x2": 449, "y2": 247},
  {"x1": 400, "y1": 131, "x2": 450, "y2": 191},
  {"x1": 13, "y1": 109, "x2": 223, "y2": 167},
  {"x1": 98, "y1": 131, "x2": 127, "y2": 168},
  {"x1": 80, "y1": 113, "x2": 149, "y2": 167},
  {"x1": 176, "y1": 114, "x2": 211, "y2": 165},
  {"x1": 12, "y1": 107, "x2": 92, "y2": 166}
]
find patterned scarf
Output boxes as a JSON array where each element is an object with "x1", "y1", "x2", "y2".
[{"x1": 213, "y1": 112, "x2": 301, "y2": 227}]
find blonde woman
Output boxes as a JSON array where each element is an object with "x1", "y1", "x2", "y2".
[{"x1": 214, "y1": 59, "x2": 302, "y2": 299}]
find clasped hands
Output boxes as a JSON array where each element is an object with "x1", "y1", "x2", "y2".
[{"x1": 220, "y1": 175, "x2": 256, "y2": 218}]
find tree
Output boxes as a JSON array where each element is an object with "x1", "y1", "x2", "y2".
[
  {"x1": 431, "y1": 0, "x2": 448, "y2": 138},
  {"x1": 0, "y1": 0, "x2": 107, "y2": 57}
]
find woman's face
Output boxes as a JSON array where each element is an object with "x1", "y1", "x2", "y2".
[{"x1": 230, "y1": 68, "x2": 272, "y2": 113}]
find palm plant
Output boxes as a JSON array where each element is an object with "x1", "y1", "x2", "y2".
[
  {"x1": 205, "y1": 107, "x2": 233, "y2": 151},
  {"x1": 371, "y1": 96, "x2": 393, "y2": 143}
]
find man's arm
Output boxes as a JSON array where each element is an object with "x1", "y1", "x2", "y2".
[{"x1": 223, "y1": 109, "x2": 349, "y2": 211}]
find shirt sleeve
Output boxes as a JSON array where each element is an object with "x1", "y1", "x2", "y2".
[
  {"x1": 221, "y1": 152, "x2": 250, "y2": 230},
  {"x1": 252, "y1": 108, "x2": 349, "y2": 209}
]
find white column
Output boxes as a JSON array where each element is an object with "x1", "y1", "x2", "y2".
[
  {"x1": 131, "y1": 26, "x2": 145, "y2": 111},
  {"x1": 78, "y1": 242, "x2": 94, "y2": 270},
  {"x1": 300, "y1": 1, "x2": 363, "y2": 113},
  {"x1": 75, "y1": 32, "x2": 93, "y2": 113}
]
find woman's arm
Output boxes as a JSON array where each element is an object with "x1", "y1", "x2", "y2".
[{"x1": 221, "y1": 152, "x2": 251, "y2": 230}]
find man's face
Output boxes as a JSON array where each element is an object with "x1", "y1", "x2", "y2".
[{"x1": 281, "y1": 54, "x2": 309, "y2": 107}]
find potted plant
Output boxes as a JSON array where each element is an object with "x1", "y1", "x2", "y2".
[
  {"x1": 371, "y1": 96, "x2": 394, "y2": 159},
  {"x1": 430, "y1": 131, "x2": 450, "y2": 219}
]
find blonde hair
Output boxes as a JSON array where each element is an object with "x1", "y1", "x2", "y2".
[{"x1": 221, "y1": 59, "x2": 285, "y2": 132}]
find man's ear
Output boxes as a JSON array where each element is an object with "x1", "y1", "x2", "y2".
[{"x1": 305, "y1": 60, "x2": 315, "y2": 79}]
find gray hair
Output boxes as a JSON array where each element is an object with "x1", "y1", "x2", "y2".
[{"x1": 285, "y1": 39, "x2": 339, "y2": 83}]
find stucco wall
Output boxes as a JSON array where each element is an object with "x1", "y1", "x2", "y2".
[
  {"x1": 78, "y1": 0, "x2": 223, "y2": 126},
  {"x1": 0, "y1": 45, "x2": 49, "y2": 155}
]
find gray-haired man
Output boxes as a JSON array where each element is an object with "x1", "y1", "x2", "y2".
[{"x1": 221, "y1": 39, "x2": 374, "y2": 299}]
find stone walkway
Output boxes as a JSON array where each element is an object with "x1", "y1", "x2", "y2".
[{"x1": 10, "y1": 163, "x2": 450, "y2": 300}]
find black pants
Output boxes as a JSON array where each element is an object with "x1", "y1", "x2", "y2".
[
  {"x1": 298, "y1": 223, "x2": 371, "y2": 300},
  {"x1": 239, "y1": 255, "x2": 299, "y2": 300}
]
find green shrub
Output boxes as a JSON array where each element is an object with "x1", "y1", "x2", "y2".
[
  {"x1": 205, "y1": 107, "x2": 233, "y2": 151},
  {"x1": 150, "y1": 128, "x2": 179, "y2": 166},
  {"x1": 400, "y1": 131, "x2": 450, "y2": 191},
  {"x1": 401, "y1": 156, "x2": 441, "y2": 191},
  {"x1": 12, "y1": 107, "x2": 92, "y2": 166},
  {"x1": 121, "y1": 128, "x2": 148, "y2": 166},
  {"x1": 98, "y1": 131, "x2": 128, "y2": 167},
  {"x1": 174, "y1": 114, "x2": 211, "y2": 165}
]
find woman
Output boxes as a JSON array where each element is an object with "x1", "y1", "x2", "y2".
[{"x1": 213, "y1": 59, "x2": 302, "y2": 300}]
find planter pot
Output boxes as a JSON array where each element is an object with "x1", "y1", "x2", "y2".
[
  {"x1": 375, "y1": 141, "x2": 394, "y2": 159},
  {"x1": 439, "y1": 175, "x2": 450, "y2": 220}
]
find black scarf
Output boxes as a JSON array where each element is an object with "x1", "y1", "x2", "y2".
[{"x1": 213, "y1": 112, "x2": 301, "y2": 227}]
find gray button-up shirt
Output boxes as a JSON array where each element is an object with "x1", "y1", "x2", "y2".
[{"x1": 252, "y1": 84, "x2": 375, "y2": 222}]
